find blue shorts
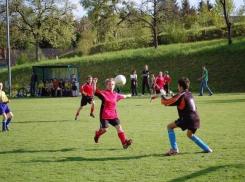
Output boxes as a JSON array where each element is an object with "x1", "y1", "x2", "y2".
[{"x1": 0, "y1": 103, "x2": 11, "y2": 115}]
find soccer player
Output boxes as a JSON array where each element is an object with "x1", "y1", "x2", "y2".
[
  {"x1": 75, "y1": 75, "x2": 95, "y2": 120},
  {"x1": 163, "y1": 71, "x2": 171, "y2": 96},
  {"x1": 0, "y1": 82, "x2": 13, "y2": 131},
  {"x1": 93, "y1": 77, "x2": 133, "y2": 149},
  {"x1": 161, "y1": 77, "x2": 212, "y2": 156},
  {"x1": 150, "y1": 71, "x2": 164, "y2": 103}
]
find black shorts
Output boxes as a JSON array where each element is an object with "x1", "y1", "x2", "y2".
[
  {"x1": 81, "y1": 96, "x2": 94, "y2": 106},
  {"x1": 72, "y1": 86, "x2": 77, "y2": 91},
  {"x1": 156, "y1": 90, "x2": 160, "y2": 94},
  {"x1": 100, "y1": 118, "x2": 120, "y2": 128},
  {"x1": 175, "y1": 118, "x2": 199, "y2": 134}
]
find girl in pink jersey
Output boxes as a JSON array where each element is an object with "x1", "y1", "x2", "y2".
[{"x1": 93, "y1": 78, "x2": 133, "y2": 149}]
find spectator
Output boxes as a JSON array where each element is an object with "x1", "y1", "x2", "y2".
[
  {"x1": 130, "y1": 70, "x2": 138, "y2": 96},
  {"x1": 44, "y1": 80, "x2": 50, "y2": 96},
  {"x1": 49, "y1": 79, "x2": 54, "y2": 96},
  {"x1": 141, "y1": 65, "x2": 150, "y2": 96},
  {"x1": 53, "y1": 78, "x2": 59, "y2": 97},
  {"x1": 150, "y1": 71, "x2": 164, "y2": 103},
  {"x1": 71, "y1": 74, "x2": 78, "y2": 97},
  {"x1": 37, "y1": 79, "x2": 44, "y2": 97},
  {"x1": 150, "y1": 73, "x2": 156, "y2": 95},
  {"x1": 116, "y1": 85, "x2": 121, "y2": 94},
  {"x1": 30, "y1": 70, "x2": 38, "y2": 96},
  {"x1": 12, "y1": 88, "x2": 19, "y2": 97},
  {"x1": 164, "y1": 71, "x2": 171, "y2": 96},
  {"x1": 58, "y1": 79, "x2": 65, "y2": 97},
  {"x1": 197, "y1": 65, "x2": 213, "y2": 96}
]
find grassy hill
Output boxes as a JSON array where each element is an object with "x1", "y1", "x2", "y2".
[{"x1": 1, "y1": 37, "x2": 245, "y2": 94}]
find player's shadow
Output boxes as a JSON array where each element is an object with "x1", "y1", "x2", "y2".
[
  {"x1": 167, "y1": 163, "x2": 244, "y2": 182},
  {"x1": 198, "y1": 98, "x2": 245, "y2": 104},
  {"x1": 14, "y1": 120, "x2": 72, "y2": 124},
  {"x1": 30, "y1": 153, "x2": 164, "y2": 163},
  {"x1": 84, "y1": 148, "x2": 119, "y2": 151},
  {"x1": 0, "y1": 148, "x2": 76, "y2": 154}
]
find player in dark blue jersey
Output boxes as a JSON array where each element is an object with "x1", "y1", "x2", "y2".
[{"x1": 161, "y1": 77, "x2": 212, "y2": 156}]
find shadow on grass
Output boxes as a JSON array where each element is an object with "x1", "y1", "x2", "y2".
[
  {"x1": 0, "y1": 148, "x2": 76, "y2": 154},
  {"x1": 198, "y1": 98, "x2": 245, "y2": 104},
  {"x1": 167, "y1": 163, "x2": 245, "y2": 182},
  {"x1": 84, "y1": 148, "x2": 119, "y2": 151},
  {"x1": 13, "y1": 120, "x2": 72, "y2": 124},
  {"x1": 29, "y1": 153, "x2": 190, "y2": 163}
]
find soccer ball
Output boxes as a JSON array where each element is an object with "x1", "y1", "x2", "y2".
[{"x1": 115, "y1": 75, "x2": 126, "y2": 86}]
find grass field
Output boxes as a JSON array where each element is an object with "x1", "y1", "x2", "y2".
[{"x1": 0, "y1": 94, "x2": 245, "y2": 181}]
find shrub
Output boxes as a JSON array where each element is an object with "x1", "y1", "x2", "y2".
[{"x1": 16, "y1": 53, "x2": 28, "y2": 65}]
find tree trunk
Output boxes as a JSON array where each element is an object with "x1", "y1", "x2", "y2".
[
  {"x1": 153, "y1": 0, "x2": 158, "y2": 48},
  {"x1": 228, "y1": 24, "x2": 232, "y2": 44},
  {"x1": 36, "y1": 41, "x2": 40, "y2": 62},
  {"x1": 153, "y1": 28, "x2": 158, "y2": 48}
]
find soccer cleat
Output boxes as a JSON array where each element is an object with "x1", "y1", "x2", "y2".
[
  {"x1": 164, "y1": 148, "x2": 179, "y2": 156},
  {"x1": 94, "y1": 131, "x2": 99, "y2": 143},
  {"x1": 6, "y1": 125, "x2": 10, "y2": 131},
  {"x1": 150, "y1": 98, "x2": 152, "y2": 103},
  {"x1": 204, "y1": 148, "x2": 213, "y2": 153},
  {"x1": 209, "y1": 94, "x2": 213, "y2": 96},
  {"x1": 75, "y1": 115, "x2": 78, "y2": 120},
  {"x1": 90, "y1": 113, "x2": 95, "y2": 118},
  {"x1": 141, "y1": 94, "x2": 144, "y2": 97},
  {"x1": 123, "y1": 139, "x2": 133, "y2": 149}
]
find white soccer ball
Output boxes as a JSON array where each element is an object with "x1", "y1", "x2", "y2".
[{"x1": 115, "y1": 75, "x2": 126, "y2": 86}]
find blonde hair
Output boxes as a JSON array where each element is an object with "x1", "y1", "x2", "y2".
[{"x1": 105, "y1": 78, "x2": 115, "y2": 85}]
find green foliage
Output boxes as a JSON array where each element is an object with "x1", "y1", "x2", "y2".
[
  {"x1": 0, "y1": 95, "x2": 245, "y2": 181},
  {"x1": 1, "y1": 37, "x2": 245, "y2": 94},
  {"x1": 16, "y1": 53, "x2": 28, "y2": 65},
  {"x1": 160, "y1": 23, "x2": 188, "y2": 44}
]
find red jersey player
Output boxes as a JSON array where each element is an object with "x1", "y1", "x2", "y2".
[
  {"x1": 75, "y1": 75, "x2": 95, "y2": 120},
  {"x1": 93, "y1": 77, "x2": 133, "y2": 149},
  {"x1": 163, "y1": 71, "x2": 171, "y2": 96},
  {"x1": 150, "y1": 71, "x2": 164, "y2": 103}
]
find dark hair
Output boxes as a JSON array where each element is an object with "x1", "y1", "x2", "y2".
[
  {"x1": 132, "y1": 70, "x2": 136, "y2": 74},
  {"x1": 178, "y1": 77, "x2": 190, "y2": 90}
]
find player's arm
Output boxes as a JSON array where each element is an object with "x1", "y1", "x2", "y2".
[
  {"x1": 93, "y1": 78, "x2": 98, "y2": 95},
  {"x1": 122, "y1": 94, "x2": 131, "y2": 99},
  {"x1": 197, "y1": 74, "x2": 205, "y2": 81},
  {"x1": 161, "y1": 93, "x2": 182, "y2": 106}
]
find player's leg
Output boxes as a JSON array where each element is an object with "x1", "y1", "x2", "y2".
[
  {"x1": 150, "y1": 90, "x2": 160, "y2": 103},
  {"x1": 2, "y1": 113, "x2": 7, "y2": 131},
  {"x1": 5, "y1": 108, "x2": 13, "y2": 131},
  {"x1": 203, "y1": 81, "x2": 213, "y2": 95},
  {"x1": 142, "y1": 82, "x2": 145, "y2": 96},
  {"x1": 112, "y1": 119, "x2": 132, "y2": 149},
  {"x1": 187, "y1": 130, "x2": 213, "y2": 153},
  {"x1": 75, "y1": 106, "x2": 83, "y2": 120},
  {"x1": 94, "y1": 120, "x2": 108, "y2": 143},
  {"x1": 199, "y1": 81, "x2": 204, "y2": 96},
  {"x1": 90, "y1": 100, "x2": 95, "y2": 118},
  {"x1": 165, "y1": 121, "x2": 179, "y2": 156}
]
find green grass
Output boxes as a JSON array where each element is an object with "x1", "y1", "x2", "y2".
[{"x1": 0, "y1": 94, "x2": 245, "y2": 181}]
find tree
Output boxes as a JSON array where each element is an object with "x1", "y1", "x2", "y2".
[
  {"x1": 129, "y1": 0, "x2": 168, "y2": 48},
  {"x1": 214, "y1": 0, "x2": 235, "y2": 44},
  {"x1": 12, "y1": 0, "x2": 76, "y2": 61},
  {"x1": 181, "y1": 0, "x2": 197, "y2": 28}
]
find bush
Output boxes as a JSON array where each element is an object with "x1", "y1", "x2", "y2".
[{"x1": 16, "y1": 53, "x2": 28, "y2": 65}]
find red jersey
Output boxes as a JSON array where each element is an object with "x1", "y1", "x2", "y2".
[
  {"x1": 164, "y1": 75, "x2": 171, "y2": 84},
  {"x1": 155, "y1": 76, "x2": 164, "y2": 90},
  {"x1": 53, "y1": 80, "x2": 59, "y2": 89},
  {"x1": 95, "y1": 88, "x2": 124, "y2": 120},
  {"x1": 80, "y1": 83, "x2": 93, "y2": 96}
]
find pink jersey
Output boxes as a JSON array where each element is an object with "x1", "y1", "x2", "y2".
[
  {"x1": 80, "y1": 83, "x2": 93, "y2": 96},
  {"x1": 155, "y1": 76, "x2": 164, "y2": 90},
  {"x1": 95, "y1": 88, "x2": 124, "y2": 119}
]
